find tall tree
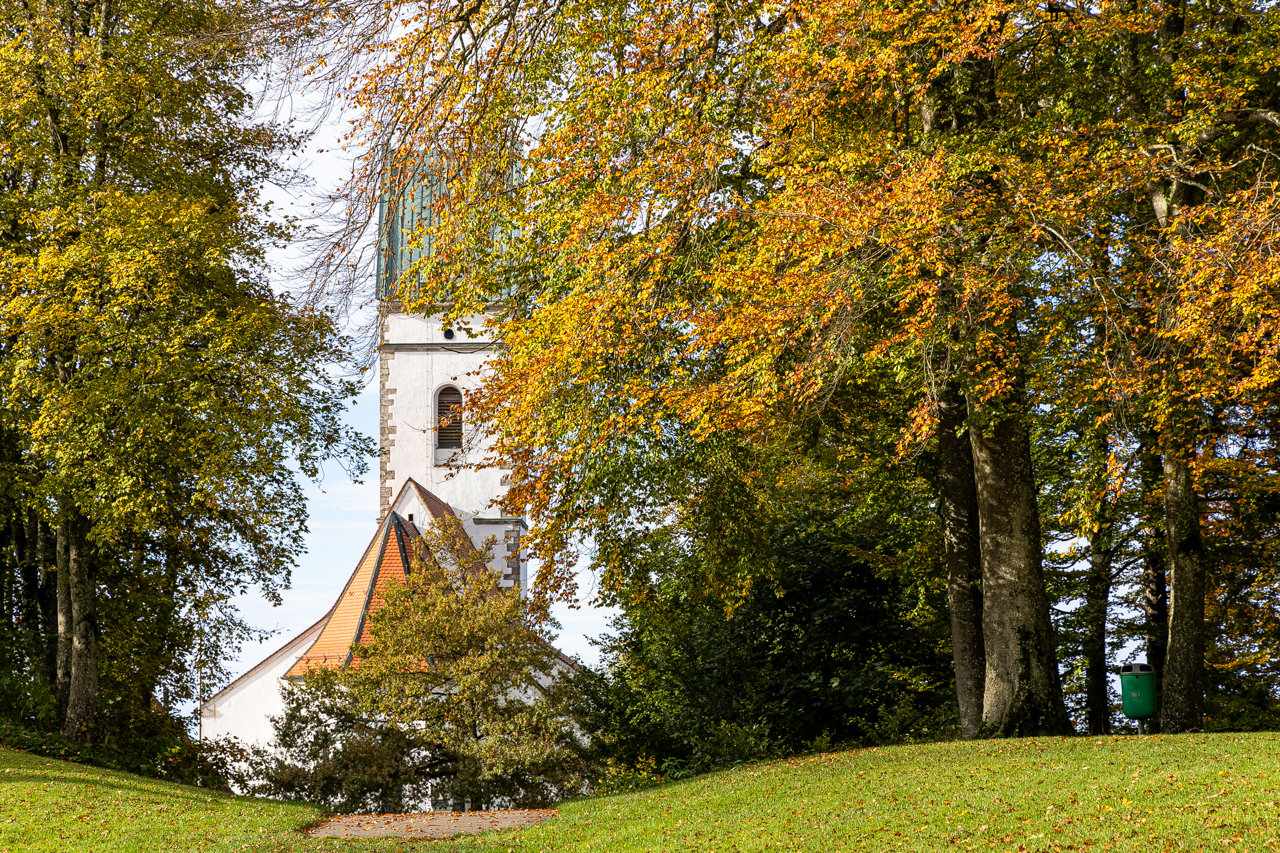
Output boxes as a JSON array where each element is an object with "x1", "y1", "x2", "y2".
[
  {"x1": 288, "y1": 0, "x2": 1280, "y2": 735},
  {"x1": 0, "y1": 0, "x2": 370, "y2": 743}
]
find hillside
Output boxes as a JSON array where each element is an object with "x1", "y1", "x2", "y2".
[{"x1": 2, "y1": 733, "x2": 1278, "y2": 852}]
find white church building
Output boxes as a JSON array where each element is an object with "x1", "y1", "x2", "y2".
[{"x1": 198, "y1": 184, "x2": 541, "y2": 747}]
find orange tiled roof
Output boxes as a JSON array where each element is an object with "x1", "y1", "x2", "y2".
[{"x1": 285, "y1": 480, "x2": 456, "y2": 677}]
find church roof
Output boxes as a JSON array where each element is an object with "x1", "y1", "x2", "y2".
[
  {"x1": 408, "y1": 479, "x2": 455, "y2": 521},
  {"x1": 284, "y1": 479, "x2": 456, "y2": 677}
]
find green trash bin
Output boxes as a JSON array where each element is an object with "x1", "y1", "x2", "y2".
[{"x1": 1120, "y1": 663, "x2": 1156, "y2": 721}]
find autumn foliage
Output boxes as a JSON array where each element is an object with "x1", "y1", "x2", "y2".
[
  {"x1": 0, "y1": 0, "x2": 369, "y2": 757},
  {"x1": 301, "y1": 0, "x2": 1279, "y2": 737}
]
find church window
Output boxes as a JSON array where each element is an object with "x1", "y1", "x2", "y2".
[{"x1": 437, "y1": 387, "x2": 464, "y2": 448}]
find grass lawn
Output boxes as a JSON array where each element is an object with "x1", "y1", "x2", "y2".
[{"x1": 2, "y1": 732, "x2": 1279, "y2": 852}]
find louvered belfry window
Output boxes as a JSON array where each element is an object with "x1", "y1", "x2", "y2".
[{"x1": 437, "y1": 387, "x2": 463, "y2": 448}]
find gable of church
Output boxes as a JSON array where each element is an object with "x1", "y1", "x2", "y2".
[{"x1": 285, "y1": 479, "x2": 458, "y2": 677}]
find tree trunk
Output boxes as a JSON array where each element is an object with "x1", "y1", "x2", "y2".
[
  {"x1": 1082, "y1": 535, "x2": 1112, "y2": 735},
  {"x1": 1, "y1": 516, "x2": 12, "y2": 639},
  {"x1": 8, "y1": 512, "x2": 26, "y2": 633},
  {"x1": 937, "y1": 380, "x2": 985, "y2": 739},
  {"x1": 1080, "y1": 426, "x2": 1114, "y2": 736},
  {"x1": 1138, "y1": 429, "x2": 1168, "y2": 726},
  {"x1": 1161, "y1": 445, "x2": 1204, "y2": 733},
  {"x1": 36, "y1": 517, "x2": 58, "y2": 696},
  {"x1": 968, "y1": 379, "x2": 1067, "y2": 736},
  {"x1": 63, "y1": 505, "x2": 98, "y2": 741},
  {"x1": 63, "y1": 504, "x2": 98, "y2": 742},
  {"x1": 55, "y1": 514, "x2": 72, "y2": 727}
]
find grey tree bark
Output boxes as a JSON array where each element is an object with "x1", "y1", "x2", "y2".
[
  {"x1": 1161, "y1": 445, "x2": 1204, "y2": 733},
  {"x1": 937, "y1": 380, "x2": 985, "y2": 739},
  {"x1": 1138, "y1": 430, "x2": 1168, "y2": 726},
  {"x1": 1079, "y1": 428, "x2": 1114, "y2": 736},
  {"x1": 37, "y1": 516, "x2": 59, "y2": 699},
  {"x1": 1083, "y1": 533, "x2": 1113, "y2": 735},
  {"x1": 61, "y1": 504, "x2": 97, "y2": 742},
  {"x1": 968, "y1": 377, "x2": 1067, "y2": 736}
]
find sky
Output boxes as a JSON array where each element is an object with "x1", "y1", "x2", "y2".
[{"x1": 221, "y1": 88, "x2": 618, "y2": 685}]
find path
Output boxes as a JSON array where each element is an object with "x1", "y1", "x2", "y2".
[{"x1": 307, "y1": 809, "x2": 557, "y2": 840}]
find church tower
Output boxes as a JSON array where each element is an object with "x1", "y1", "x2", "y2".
[{"x1": 376, "y1": 177, "x2": 526, "y2": 591}]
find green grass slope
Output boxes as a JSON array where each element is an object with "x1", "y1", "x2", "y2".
[
  {"x1": 3, "y1": 733, "x2": 1280, "y2": 852},
  {"x1": 0, "y1": 746, "x2": 324, "y2": 852}
]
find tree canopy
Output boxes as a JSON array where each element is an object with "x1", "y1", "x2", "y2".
[
  {"x1": 249, "y1": 516, "x2": 591, "y2": 811},
  {"x1": 285, "y1": 0, "x2": 1280, "y2": 737},
  {"x1": 0, "y1": 0, "x2": 370, "y2": 756}
]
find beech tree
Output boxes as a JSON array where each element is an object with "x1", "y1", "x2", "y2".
[{"x1": 287, "y1": 0, "x2": 1280, "y2": 736}]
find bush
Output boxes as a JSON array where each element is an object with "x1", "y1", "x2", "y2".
[
  {"x1": 579, "y1": 521, "x2": 955, "y2": 776},
  {"x1": 0, "y1": 718, "x2": 99, "y2": 766},
  {"x1": 0, "y1": 675, "x2": 242, "y2": 789},
  {"x1": 245, "y1": 516, "x2": 597, "y2": 812}
]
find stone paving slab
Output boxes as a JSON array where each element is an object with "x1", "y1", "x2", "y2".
[{"x1": 307, "y1": 809, "x2": 557, "y2": 840}]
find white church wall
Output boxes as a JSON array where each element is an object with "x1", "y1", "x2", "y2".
[
  {"x1": 465, "y1": 516, "x2": 527, "y2": 593},
  {"x1": 198, "y1": 617, "x2": 325, "y2": 747},
  {"x1": 388, "y1": 473, "x2": 528, "y2": 593}
]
